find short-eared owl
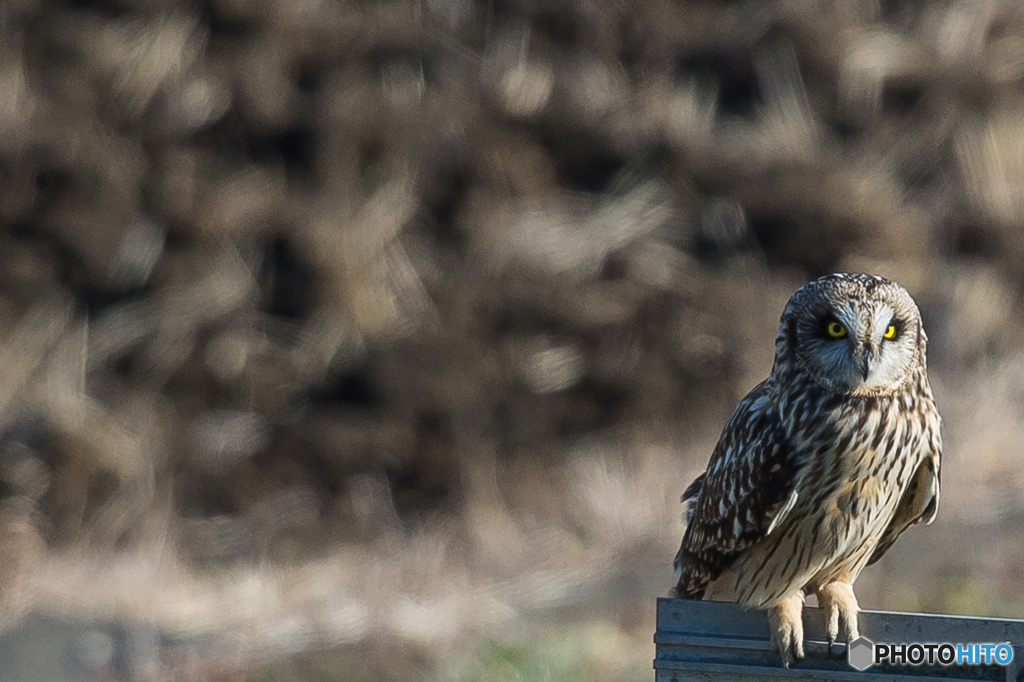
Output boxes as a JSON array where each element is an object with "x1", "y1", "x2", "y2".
[{"x1": 672, "y1": 273, "x2": 941, "y2": 667}]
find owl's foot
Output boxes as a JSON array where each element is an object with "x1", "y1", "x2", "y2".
[
  {"x1": 814, "y1": 581, "x2": 860, "y2": 658},
  {"x1": 768, "y1": 591, "x2": 805, "y2": 668}
]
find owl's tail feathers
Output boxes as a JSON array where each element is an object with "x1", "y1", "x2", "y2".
[
  {"x1": 671, "y1": 547, "x2": 709, "y2": 599},
  {"x1": 673, "y1": 472, "x2": 711, "y2": 598},
  {"x1": 669, "y1": 580, "x2": 706, "y2": 599}
]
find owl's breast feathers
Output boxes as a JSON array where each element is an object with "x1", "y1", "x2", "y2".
[{"x1": 673, "y1": 365, "x2": 941, "y2": 601}]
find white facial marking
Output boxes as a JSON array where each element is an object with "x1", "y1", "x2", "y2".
[{"x1": 868, "y1": 303, "x2": 895, "y2": 346}]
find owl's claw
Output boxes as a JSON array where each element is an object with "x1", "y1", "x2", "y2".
[
  {"x1": 769, "y1": 592, "x2": 805, "y2": 668},
  {"x1": 816, "y1": 581, "x2": 860, "y2": 660},
  {"x1": 773, "y1": 629, "x2": 804, "y2": 668}
]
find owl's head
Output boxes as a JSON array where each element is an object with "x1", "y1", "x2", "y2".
[{"x1": 778, "y1": 273, "x2": 925, "y2": 396}]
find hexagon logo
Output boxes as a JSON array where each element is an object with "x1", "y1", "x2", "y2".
[{"x1": 848, "y1": 636, "x2": 875, "y2": 671}]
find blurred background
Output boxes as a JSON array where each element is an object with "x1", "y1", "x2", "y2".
[{"x1": 0, "y1": 0, "x2": 1022, "y2": 679}]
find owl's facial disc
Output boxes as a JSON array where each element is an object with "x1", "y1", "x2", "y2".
[
  {"x1": 781, "y1": 273, "x2": 925, "y2": 397},
  {"x1": 795, "y1": 298, "x2": 919, "y2": 396}
]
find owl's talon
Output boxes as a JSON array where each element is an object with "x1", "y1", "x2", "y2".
[
  {"x1": 769, "y1": 592, "x2": 805, "y2": 668},
  {"x1": 815, "y1": 581, "x2": 860, "y2": 660}
]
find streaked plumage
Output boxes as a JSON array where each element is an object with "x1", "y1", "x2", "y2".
[{"x1": 672, "y1": 273, "x2": 942, "y2": 666}]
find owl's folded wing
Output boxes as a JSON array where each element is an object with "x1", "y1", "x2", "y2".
[
  {"x1": 867, "y1": 441, "x2": 941, "y2": 566},
  {"x1": 673, "y1": 381, "x2": 808, "y2": 599}
]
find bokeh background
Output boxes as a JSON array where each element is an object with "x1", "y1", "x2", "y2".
[{"x1": 0, "y1": 0, "x2": 1022, "y2": 679}]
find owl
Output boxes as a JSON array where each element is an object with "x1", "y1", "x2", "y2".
[{"x1": 672, "y1": 273, "x2": 942, "y2": 667}]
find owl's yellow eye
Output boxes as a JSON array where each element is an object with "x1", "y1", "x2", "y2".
[
  {"x1": 826, "y1": 321, "x2": 847, "y2": 338},
  {"x1": 884, "y1": 324, "x2": 896, "y2": 339}
]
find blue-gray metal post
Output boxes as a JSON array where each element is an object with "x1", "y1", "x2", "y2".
[{"x1": 655, "y1": 598, "x2": 1024, "y2": 681}]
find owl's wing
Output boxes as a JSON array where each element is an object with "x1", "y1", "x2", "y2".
[
  {"x1": 673, "y1": 380, "x2": 807, "y2": 599},
  {"x1": 866, "y1": 442, "x2": 941, "y2": 566}
]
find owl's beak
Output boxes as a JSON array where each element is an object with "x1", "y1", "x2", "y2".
[{"x1": 859, "y1": 346, "x2": 873, "y2": 381}]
